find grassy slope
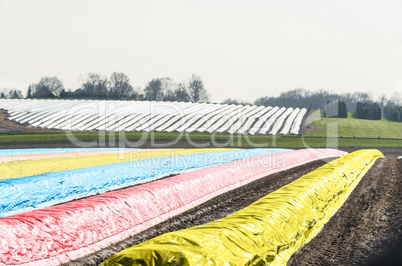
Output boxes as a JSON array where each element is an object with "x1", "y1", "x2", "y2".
[{"x1": 306, "y1": 112, "x2": 402, "y2": 139}]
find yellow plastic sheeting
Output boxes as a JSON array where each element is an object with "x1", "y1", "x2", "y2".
[
  {"x1": 0, "y1": 149, "x2": 146, "y2": 163},
  {"x1": 102, "y1": 149, "x2": 383, "y2": 266},
  {"x1": 0, "y1": 148, "x2": 237, "y2": 181}
]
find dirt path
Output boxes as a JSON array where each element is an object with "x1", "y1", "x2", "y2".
[
  {"x1": 288, "y1": 158, "x2": 402, "y2": 265},
  {"x1": 66, "y1": 160, "x2": 330, "y2": 265}
]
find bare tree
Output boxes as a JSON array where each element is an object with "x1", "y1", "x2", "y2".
[
  {"x1": 174, "y1": 82, "x2": 190, "y2": 102},
  {"x1": 27, "y1": 84, "x2": 37, "y2": 98},
  {"x1": 27, "y1": 86, "x2": 32, "y2": 98},
  {"x1": 108, "y1": 72, "x2": 134, "y2": 100},
  {"x1": 160, "y1": 81, "x2": 190, "y2": 102},
  {"x1": 129, "y1": 86, "x2": 144, "y2": 100},
  {"x1": 352, "y1": 92, "x2": 372, "y2": 103},
  {"x1": 144, "y1": 77, "x2": 176, "y2": 101},
  {"x1": 187, "y1": 74, "x2": 209, "y2": 102},
  {"x1": 377, "y1": 94, "x2": 388, "y2": 114},
  {"x1": 0, "y1": 88, "x2": 8, "y2": 98},
  {"x1": 160, "y1": 77, "x2": 177, "y2": 101},
  {"x1": 81, "y1": 73, "x2": 108, "y2": 99},
  {"x1": 223, "y1": 98, "x2": 251, "y2": 105},
  {"x1": 163, "y1": 89, "x2": 176, "y2": 101},
  {"x1": 33, "y1": 76, "x2": 64, "y2": 97},
  {"x1": 144, "y1": 78, "x2": 163, "y2": 101},
  {"x1": 223, "y1": 98, "x2": 240, "y2": 104},
  {"x1": 7, "y1": 90, "x2": 14, "y2": 98},
  {"x1": 390, "y1": 92, "x2": 402, "y2": 106},
  {"x1": 8, "y1": 89, "x2": 23, "y2": 99}
]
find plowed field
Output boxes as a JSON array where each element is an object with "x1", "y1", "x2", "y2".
[{"x1": 66, "y1": 158, "x2": 401, "y2": 265}]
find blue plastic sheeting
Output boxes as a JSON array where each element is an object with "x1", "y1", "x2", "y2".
[
  {"x1": 0, "y1": 149, "x2": 290, "y2": 218},
  {"x1": 0, "y1": 148, "x2": 134, "y2": 157}
]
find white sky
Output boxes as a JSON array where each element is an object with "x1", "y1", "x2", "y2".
[{"x1": 0, "y1": 0, "x2": 401, "y2": 102}]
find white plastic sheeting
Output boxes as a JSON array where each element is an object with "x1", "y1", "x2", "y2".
[
  {"x1": 279, "y1": 108, "x2": 301, "y2": 135},
  {"x1": 268, "y1": 107, "x2": 293, "y2": 135},
  {"x1": 290, "y1": 108, "x2": 308, "y2": 135},
  {"x1": 0, "y1": 99, "x2": 307, "y2": 135}
]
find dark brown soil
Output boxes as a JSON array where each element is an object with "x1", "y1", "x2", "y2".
[
  {"x1": 65, "y1": 159, "x2": 330, "y2": 265},
  {"x1": 288, "y1": 157, "x2": 402, "y2": 266}
]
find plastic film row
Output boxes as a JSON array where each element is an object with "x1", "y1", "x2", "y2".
[{"x1": 103, "y1": 149, "x2": 383, "y2": 266}]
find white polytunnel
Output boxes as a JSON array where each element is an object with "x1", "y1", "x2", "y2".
[{"x1": 0, "y1": 99, "x2": 308, "y2": 135}]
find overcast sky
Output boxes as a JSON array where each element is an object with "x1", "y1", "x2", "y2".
[{"x1": 0, "y1": 0, "x2": 401, "y2": 102}]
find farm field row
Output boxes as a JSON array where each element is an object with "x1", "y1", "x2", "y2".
[
  {"x1": 0, "y1": 149, "x2": 344, "y2": 265},
  {"x1": 3, "y1": 148, "x2": 279, "y2": 218},
  {"x1": 0, "y1": 99, "x2": 307, "y2": 135},
  {"x1": 102, "y1": 150, "x2": 382, "y2": 265},
  {"x1": 71, "y1": 156, "x2": 400, "y2": 266},
  {"x1": 1, "y1": 148, "x2": 291, "y2": 264},
  {"x1": 0, "y1": 147, "x2": 389, "y2": 265}
]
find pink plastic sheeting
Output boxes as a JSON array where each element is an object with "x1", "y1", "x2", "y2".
[
  {"x1": 0, "y1": 149, "x2": 346, "y2": 265},
  {"x1": 0, "y1": 149, "x2": 173, "y2": 163}
]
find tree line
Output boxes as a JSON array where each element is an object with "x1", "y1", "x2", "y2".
[
  {"x1": 0, "y1": 89, "x2": 23, "y2": 99},
  {"x1": 253, "y1": 88, "x2": 401, "y2": 122},
  {"x1": 254, "y1": 88, "x2": 378, "y2": 111},
  {"x1": 1, "y1": 78, "x2": 401, "y2": 122},
  {"x1": 0, "y1": 72, "x2": 209, "y2": 103},
  {"x1": 384, "y1": 105, "x2": 402, "y2": 122}
]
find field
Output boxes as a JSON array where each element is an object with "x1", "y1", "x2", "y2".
[
  {"x1": 0, "y1": 148, "x2": 400, "y2": 265},
  {"x1": 71, "y1": 157, "x2": 402, "y2": 266},
  {"x1": 0, "y1": 99, "x2": 307, "y2": 135},
  {"x1": 1, "y1": 106, "x2": 401, "y2": 151},
  {"x1": 2, "y1": 2, "x2": 401, "y2": 265},
  {"x1": 0, "y1": 102, "x2": 401, "y2": 265}
]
